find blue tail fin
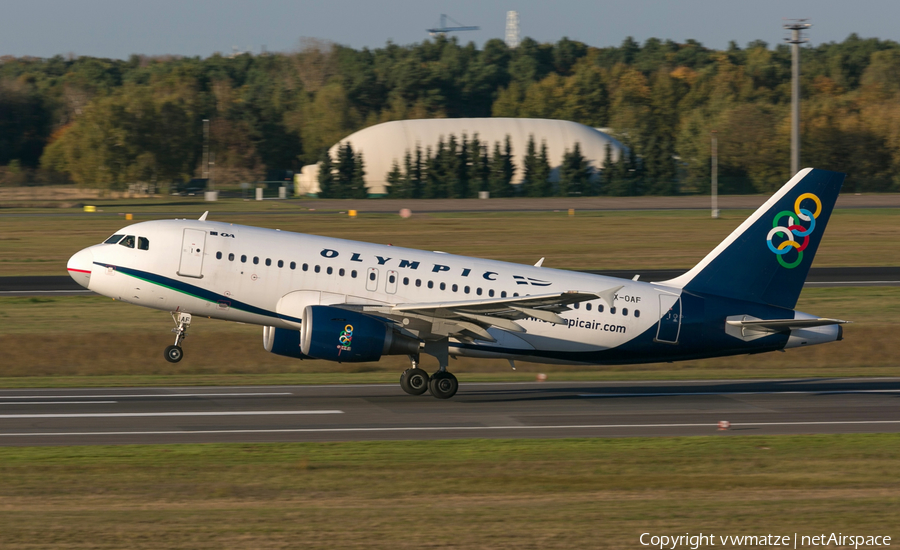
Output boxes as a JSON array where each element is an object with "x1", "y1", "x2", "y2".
[{"x1": 664, "y1": 168, "x2": 845, "y2": 309}]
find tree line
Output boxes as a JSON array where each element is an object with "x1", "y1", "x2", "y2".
[{"x1": 1, "y1": 33, "x2": 900, "y2": 193}]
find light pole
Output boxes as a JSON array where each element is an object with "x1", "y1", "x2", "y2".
[
  {"x1": 711, "y1": 130, "x2": 718, "y2": 219},
  {"x1": 784, "y1": 19, "x2": 810, "y2": 176}
]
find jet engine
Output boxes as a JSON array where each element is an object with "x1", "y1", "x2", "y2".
[
  {"x1": 263, "y1": 326, "x2": 309, "y2": 359},
  {"x1": 300, "y1": 305, "x2": 420, "y2": 362}
]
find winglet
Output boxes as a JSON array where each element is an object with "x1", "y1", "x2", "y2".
[
  {"x1": 596, "y1": 285, "x2": 623, "y2": 307},
  {"x1": 534, "y1": 257, "x2": 545, "y2": 267},
  {"x1": 199, "y1": 211, "x2": 209, "y2": 221}
]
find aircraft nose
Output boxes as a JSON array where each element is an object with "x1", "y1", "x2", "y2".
[{"x1": 67, "y1": 248, "x2": 93, "y2": 289}]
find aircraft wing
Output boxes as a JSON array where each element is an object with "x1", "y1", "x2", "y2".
[
  {"x1": 726, "y1": 317, "x2": 849, "y2": 333},
  {"x1": 352, "y1": 287, "x2": 622, "y2": 342}
]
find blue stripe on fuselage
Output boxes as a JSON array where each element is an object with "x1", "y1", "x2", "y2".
[{"x1": 93, "y1": 262, "x2": 303, "y2": 324}]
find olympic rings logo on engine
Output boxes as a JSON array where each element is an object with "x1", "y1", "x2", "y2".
[
  {"x1": 766, "y1": 193, "x2": 822, "y2": 269},
  {"x1": 337, "y1": 324, "x2": 353, "y2": 354}
]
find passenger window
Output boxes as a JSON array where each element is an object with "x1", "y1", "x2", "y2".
[
  {"x1": 278, "y1": 260, "x2": 284, "y2": 268},
  {"x1": 415, "y1": 279, "x2": 421, "y2": 287},
  {"x1": 119, "y1": 235, "x2": 135, "y2": 248},
  {"x1": 476, "y1": 288, "x2": 482, "y2": 296},
  {"x1": 326, "y1": 267, "x2": 333, "y2": 275},
  {"x1": 241, "y1": 255, "x2": 247, "y2": 263},
  {"x1": 351, "y1": 270, "x2": 357, "y2": 278},
  {"x1": 623, "y1": 308, "x2": 628, "y2": 316},
  {"x1": 290, "y1": 261, "x2": 296, "y2": 270},
  {"x1": 403, "y1": 277, "x2": 409, "y2": 285},
  {"x1": 634, "y1": 310, "x2": 640, "y2": 318},
  {"x1": 586, "y1": 303, "x2": 592, "y2": 311},
  {"x1": 229, "y1": 253, "x2": 235, "y2": 261},
  {"x1": 489, "y1": 289, "x2": 494, "y2": 297},
  {"x1": 104, "y1": 234, "x2": 124, "y2": 244},
  {"x1": 303, "y1": 263, "x2": 308, "y2": 271},
  {"x1": 265, "y1": 258, "x2": 271, "y2": 266},
  {"x1": 428, "y1": 281, "x2": 434, "y2": 289},
  {"x1": 452, "y1": 284, "x2": 458, "y2": 292},
  {"x1": 138, "y1": 237, "x2": 149, "y2": 250},
  {"x1": 598, "y1": 304, "x2": 604, "y2": 312},
  {"x1": 339, "y1": 268, "x2": 345, "y2": 276},
  {"x1": 574, "y1": 303, "x2": 580, "y2": 309},
  {"x1": 464, "y1": 286, "x2": 470, "y2": 294},
  {"x1": 216, "y1": 252, "x2": 222, "y2": 260},
  {"x1": 253, "y1": 257, "x2": 259, "y2": 265},
  {"x1": 389, "y1": 274, "x2": 396, "y2": 283},
  {"x1": 501, "y1": 291, "x2": 507, "y2": 298},
  {"x1": 440, "y1": 282, "x2": 446, "y2": 291},
  {"x1": 315, "y1": 265, "x2": 321, "y2": 273},
  {"x1": 369, "y1": 272, "x2": 376, "y2": 281},
  {"x1": 610, "y1": 307, "x2": 617, "y2": 314}
]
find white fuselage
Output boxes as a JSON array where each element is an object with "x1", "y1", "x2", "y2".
[{"x1": 74, "y1": 219, "x2": 679, "y2": 364}]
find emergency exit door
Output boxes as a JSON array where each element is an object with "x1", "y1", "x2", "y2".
[{"x1": 178, "y1": 229, "x2": 206, "y2": 278}]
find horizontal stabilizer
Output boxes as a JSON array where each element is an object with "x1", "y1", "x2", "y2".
[{"x1": 726, "y1": 317, "x2": 849, "y2": 333}]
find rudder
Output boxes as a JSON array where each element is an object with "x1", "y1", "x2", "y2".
[{"x1": 663, "y1": 168, "x2": 845, "y2": 309}]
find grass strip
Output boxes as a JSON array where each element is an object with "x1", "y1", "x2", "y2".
[
  {"x1": 0, "y1": 287, "x2": 896, "y2": 386},
  {"x1": 0, "y1": 435, "x2": 897, "y2": 548},
  {"x1": 2, "y1": 207, "x2": 898, "y2": 275}
]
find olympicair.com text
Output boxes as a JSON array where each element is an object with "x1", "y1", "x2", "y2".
[{"x1": 640, "y1": 533, "x2": 891, "y2": 550}]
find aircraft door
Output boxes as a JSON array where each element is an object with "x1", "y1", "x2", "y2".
[
  {"x1": 385, "y1": 270, "x2": 398, "y2": 294},
  {"x1": 655, "y1": 294, "x2": 681, "y2": 344},
  {"x1": 366, "y1": 267, "x2": 379, "y2": 292},
  {"x1": 178, "y1": 228, "x2": 206, "y2": 278}
]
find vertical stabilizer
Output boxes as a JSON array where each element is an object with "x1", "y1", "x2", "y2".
[{"x1": 662, "y1": 168, "x2": 845, "y2": 309}]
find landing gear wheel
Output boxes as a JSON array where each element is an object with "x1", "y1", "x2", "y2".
[
  {"x1": 164, "y1": 345, "x2": 183, "y2": 363},
  {"x1": 400, "y1": 368, "x2": 431, "y2": 395},
  {"x1": 428, "y1": 371, "x2": 458, "y2": 399}
]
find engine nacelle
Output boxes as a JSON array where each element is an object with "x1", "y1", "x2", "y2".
[
  {"x1": 263, "y1": 326, "x2": 309, "y2": 359},
  {"x1": 300, "y1": 305, "x2": 420, "y2": 362}
]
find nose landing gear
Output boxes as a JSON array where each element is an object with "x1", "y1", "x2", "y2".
[{"x1": 164, "y1": 312, "x2": 192, "y2": 363}]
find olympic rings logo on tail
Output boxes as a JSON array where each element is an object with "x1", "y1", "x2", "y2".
[
  {"x1": 337, "y1": 324, "x2": 353, "y2": 355},
  {"x1": 766, "y1": 193, "x2": 822, "y2": 269}
]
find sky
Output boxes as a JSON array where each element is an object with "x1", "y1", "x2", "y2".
[{"x1": 2, "y1": 0, "x2": 898, "y2": 59}]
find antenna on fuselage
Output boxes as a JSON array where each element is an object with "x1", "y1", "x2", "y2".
[{"x1": 199, "y1": 211, "x2": 209, "y2": 221}]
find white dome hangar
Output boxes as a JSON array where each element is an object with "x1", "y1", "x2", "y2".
[{"x1": 296, "y1": 118, "x2": 626, "y2": 197}]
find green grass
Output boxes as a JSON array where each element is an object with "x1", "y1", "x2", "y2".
[
  {"x1": 0, "y1": 287, "x2": 895, "y2": 386},
  {"x1": 1, "y1": 206, "x2": 898, "y2": 275},
  {"x1": 0, "y1": 435, "x2": 897, "y2": 548}
]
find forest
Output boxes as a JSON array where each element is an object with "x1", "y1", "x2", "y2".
[{"x1": 1, "y1": 33, "x2": 899, "y2": 194}]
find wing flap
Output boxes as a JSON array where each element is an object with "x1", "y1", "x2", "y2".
[{"x1": 356, "y1": 288, "x2": 621, "y2": 341}]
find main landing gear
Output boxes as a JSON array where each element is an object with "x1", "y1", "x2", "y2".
[
  {"x1": 398, "y1": 339, "x2": 459, "y2": 399},
  {"x1": 164, "y1": 312, "x2": 192, "y2": 363}
]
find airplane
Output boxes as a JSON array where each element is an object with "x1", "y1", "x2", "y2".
[{"x1": 67, "y1": 168, "x2": 848, "y2": 399}]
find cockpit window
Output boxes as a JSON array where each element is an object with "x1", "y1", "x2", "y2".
[
  {"x1": 138, "y1": 237, "x2": 149, "y2": 250},
  {"x1": 119, "y1": 235, "x2": 136, "y2": 248},
  {"x1": 104, "y1": 234, "x2": 124, "y2": 244}
]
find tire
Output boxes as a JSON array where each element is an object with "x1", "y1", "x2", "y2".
[
  {"x1": 401, "y1": 368, "x2": 430, "y2": 396},
  {"x1": 399, "y1": 369, "x2": 411, "y2": 394},
  {"x1": 428, "y1": 371, "x2": 458, "y2": 399},
  {"x1": 165, "y1": 345, "x2": 183, "y2": 363}
]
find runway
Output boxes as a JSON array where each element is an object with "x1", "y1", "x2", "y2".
[
  {"x1": 2, "y1": 266, "x2": 898, "y2": 297},
  {"x1": 2, "y1": 378, "x2": 900, "y2": 446}
]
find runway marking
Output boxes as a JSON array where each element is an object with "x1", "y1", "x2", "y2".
[
  {"x1": 0, "y1": 410, "x2": 342, "y2": 419},
  {"x1": 0, "y1": 393, "x2": 292, "y2": 400},
  {"x1": 0, "y1": 401, "x2": 117, "y2": 405},
  {"x1": 804, "y1": 281, "x2": 900, "y2": 285},
  {"x1": 578, "y1": 390, "x2": 900, "y2": 397},
  {"x1": 2, "y1": 419, "x2": 900, "y2": 437}
]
